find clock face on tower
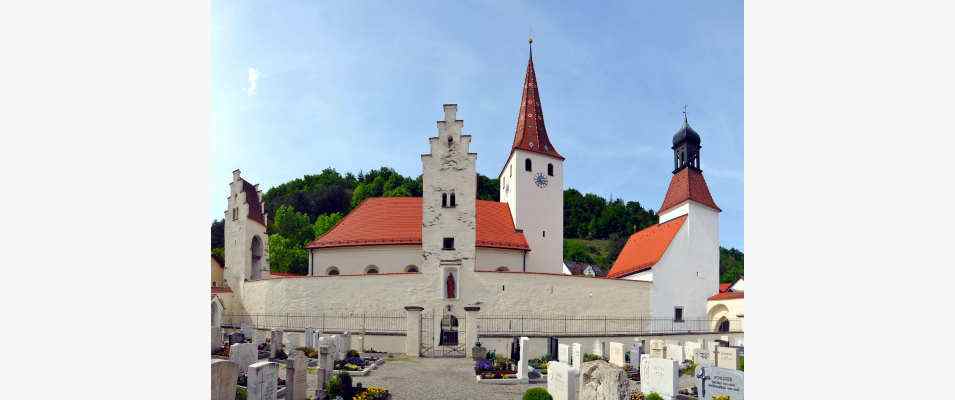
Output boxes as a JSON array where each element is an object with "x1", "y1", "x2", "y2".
[{"x1": 534, "y1": 172, "x2": 548, "y2": 188}]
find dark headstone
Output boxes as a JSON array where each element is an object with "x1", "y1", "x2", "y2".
[{"x1": 547, "y1": 337, "x2": 559, "y2": 360}]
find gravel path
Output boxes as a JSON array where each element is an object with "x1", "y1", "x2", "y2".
[{"x1": 350, "y1": 357, "x2": 546, "y2": 400}]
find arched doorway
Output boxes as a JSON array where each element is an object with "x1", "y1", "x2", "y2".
[
  {"x1": 439, "y1": 314, "x2": 459, "y2": 346},
  {"x1": 717, "y1": 317, "x2": 730, "y2": 333},
  {"x1": 250, "y1": 235, "x2": 263, "y2": 280}
]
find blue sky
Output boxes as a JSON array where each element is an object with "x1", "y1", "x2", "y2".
[{"x1": 211, "y1": 1, "x2": 743, "y2": 250}]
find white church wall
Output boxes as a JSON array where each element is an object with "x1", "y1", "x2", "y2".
[
  {"x1": 498, "y1": 150, "x2": 564, "y2": 274},
  {"x1": 658, "y1": 201, "x2": 690, "y2": 224},
  {"x1": 475, "y1": 247, "x2": 525, "y2": 271},
  {"x1": 310, "y1": 245, "x2": 423, "y2": 276},
  {"x1": 650, "y1": 202, "x2": 719, "y2": 321},
  {"x1": 623, "y1": 270, "x2": 653, "y2": 282},
  {"x1": 238, "y1": 272, "x2": 651, "y2": 317}
]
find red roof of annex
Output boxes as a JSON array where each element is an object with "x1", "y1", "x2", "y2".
[
  {"x1": 607, "y1": 215, "x2": 687, "y2": 278},
  {"x1": 306, "y1": 197, "x2": 530, "y2": 251}
]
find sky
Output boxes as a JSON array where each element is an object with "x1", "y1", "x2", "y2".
[{"x1": 211, "y1": 0, "x2": 743, "y2": 250}]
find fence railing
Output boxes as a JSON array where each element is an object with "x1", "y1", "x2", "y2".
[
  {"x1": 222, "y1": 312, "x2": 406, "y2": 334},
  {"x1": 476, "y1": 313, "x2": 743, "y2": 336}
]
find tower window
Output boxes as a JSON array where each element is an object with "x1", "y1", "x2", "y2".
[
  {"x1": 232, "y1": 208, "x2": 237, "y2": 221},
  {"x1": 674, "y1": 306, "x2": 684, "y2": 322},
  {"x1": 542, "y1": 230, "x2": 546, "y2": 238},
  {"x1": 450, "y1": 192, "x2": 456, "y2": 207},
  {"x1": 547, "y1": 163, "x2": 554, "y2": 176},
  {"x1": 326, "y1": 267, "x2": 340, "y2": 276},
  {"x1": 442, "y1": 193, "x2": 448, "y2": 208},
  {"x1": 442, "y1": 237, "x2": 455, "y2": 250},
  {"x1": 447, "y1": 136, "x2": 453, "y2": 147},
  {"x1": 525, "y1": 158, "x2": 532, "y2": 171}
]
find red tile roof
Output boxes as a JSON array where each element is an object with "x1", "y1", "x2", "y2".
[
  {"x1": 211, "y1": 286, "x2": 232, "y2": 293},
  {"x1": 510, "y1": 44, "x2": 563, "y2": 161},
  {"x1": 306, "y1": 197, "x2": 530, "y2": 251},
  {"x1": 269, "y1": 271, "x2": 306, "y2": 278},
  {"x1": 658, "y1": 168, "x2": 721, "y2": 215},
  {"x1": 707, "y1": 291, "x2": 744, "y2": 301},
  {"x1": 607, "y1": 215, "x2": 687, "y2": 278},
  {"x1": 242, "y1": 179, "x2": 266, "y2": 225},
  {"x1": 719, "y1": 283, "x2": 733, "y2": 293}
]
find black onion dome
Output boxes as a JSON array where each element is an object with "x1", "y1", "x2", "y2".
[{"x1": 672, "y1": 116, "x2": 701, "y2": 147}]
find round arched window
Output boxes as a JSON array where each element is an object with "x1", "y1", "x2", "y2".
[
  {"x1": 496, "y1": 266, "x2": 510, "y2": 272},
  {"x1": 365, "y1": 265, "x2": 379, "y2": 274},
  {"x1": 405, "y1": 265, "x2": 419, "y2": 273},
  {"x1": 326, "y1": 267, "x2": 340, "y2": 276}
]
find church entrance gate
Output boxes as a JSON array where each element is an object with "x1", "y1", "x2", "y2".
[{"x1": 420, "y1": 309, "x2": 466, "y2": 357}]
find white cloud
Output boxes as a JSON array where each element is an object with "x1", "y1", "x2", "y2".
[{"x1": 246, "y1": 67, "x2": 259, "y2": 96}]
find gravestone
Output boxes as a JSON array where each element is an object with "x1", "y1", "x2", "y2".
[
  {"x1": 229, "y1": 332, "x2": 245, "y2": 345},
  {"x1": 639, "y1": 355, "x2": 678, "y2": 400},
  {"x1": 628, "y1": 343, "x2": 642, "y2": 372},
  {"x1": 286, "y1": 333, "x2": 302, "y2": 350},
  {"x1": 241, "y1": 323, "x2": 255, "y2": 340},
  {"x1": 330, "y1": 335, "x2": 343, "y2": 360},
  {"x1": 230, "y1": 342, "x2": 258, "y2": 374},
  {"x1": 666, "y1": 343, "x2": 685, "y2": 364},
  {"x1": 318, "y1": 337, "x2": 337, "y2": 362},
  {"x1": 548, "y1": 337, "x2": 559, "y2": 361},
  {"x1": 303, "y1": 328, "x2": 316, "y2": 349},
  {"x1": 683, "y1": 340, "x2": 702, "y2": 360},
  {"x1": 608, "y1": 342, "x2": 625, "y2": 368},
  {"x1": 517, "y1": 336, "x2": 530, "y2": 380},
  {"x1": 558, "y1": 343, "x2": 570, "y2": 364},
  {"x1": 285, "y1": 351, "x2": 307, "y2": 400},
  {"x1": 270, "y1": 330, "x2": 284, "y2": 358},
  {"x1": 592, "y1": 339, "x2": 603, "y2": 358},
  {"x1": 547, "y1": 361, "x2": 580, "y2": 400},
  {"x1": 717, "y1": 346, "x2": 739, "y2": 370},
  {"x1": 316, "y1": 345, "x2": 334, "y2": 398},
  {"x1": 211, "y1": 359, "x2": 239, "y2": 400},
  {"x1": 579, "y1": 360, "x2": 629, "y2": 400},
  {"x1": 648, "y1": 340, "x2": 666, "y2": 359},
  {"x1": 212, "y1": 326, "x2": 223, "y2": 351},
  {"x1": 341, "y1": 332, "x2": 352, "y2": 355},
  {"x1": 572, "y1": 343, "x2": 583, "y2": 367},
  {"x1": 696, "y1": 366, "x2": 744, "y2": 400},
  {"x1": 693, "y1": 348, "x2": 715, "y2": 368},
  {"x1": 247, "y1": 361, "x2": 278, "y2": 400}
]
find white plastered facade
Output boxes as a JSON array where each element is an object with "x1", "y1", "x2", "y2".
[
  {"x1": 498, "y1": 150, "x2": 564, "y2": 274},
  {"x1": 224, "y1": 170, "x2": 270, "y2": 289}
]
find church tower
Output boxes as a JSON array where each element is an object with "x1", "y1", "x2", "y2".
[
  {"x1": 498, "y1": 39, "x2": 564, "y2": 274},
  {"x1": 224, "y1": 169, "x2": 270, "y2": 286},
  {"x1": 421, "y1": 104, "x2": 477, "y2": 303}
]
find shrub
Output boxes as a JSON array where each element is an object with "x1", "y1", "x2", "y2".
[
  {"x1": 294, "y1": 346, "x2": 317, "y2": 358},
  {"x1": 522, "y1": 387, "x2": 553, "y2": 400},
  {"x1": 583, "y1": 353, "x2": 601, "y2": 362},
  {"x1": 680, "y1": 359, "x2": 698, "y2": 376},
  {"x1": 713, "y1": 395, "x2": 731, "y2": 400},
  {"x1": 235, "y1": 386, "x2": 247, "y2": 400},
  {"x1": 645, "y1": 393, "x2": 664, "y2": 400},
  {"x1": 326, "y1": 374, "x2": 341, "y2": 398},
  {"x1": 738, "y1": 356, "x2": 744, "y2": 371}
]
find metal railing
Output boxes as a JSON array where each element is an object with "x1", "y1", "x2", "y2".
[
  {"x1": 476, "y1": 313, "x2": 743, "y2": 336},
  {"x1": 222, "y1": 312, "x2": 406, "y2": 334}
]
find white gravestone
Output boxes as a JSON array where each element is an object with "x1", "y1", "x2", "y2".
[
  {"x1": 241, "y1": 323, "x2": 255, "y2": 341},
  {"x1": 212, "y1": 326, "x2": 223, "y2": 351},
  {"x1": 696, "y1": 366, "x2": 744, "y2": 400},
  {"x1": 683, "y1": 341, "x2": 702, "y2": 360},
  {"x1": 639, "y1": 355, "x2": 679, "y2": 400},
  {"x1": 693, "y1": 348, "x2": 716, "y2": 368},
  {"x1": 629, "y1": 343, "x2": 642, "y2": 372},
  {"x1": 285, "y1": 351, "x2": 307, "y2": 400},
  {"x1": 517, "y1": 337, "x2": 530, "y2": 380},
  {"x1": 648, "y1": 340, "x2": 666, "y2": 359},
  {"x1": 211, "y1": 359, "x2": 239, "y2": 400},
  {"x1": 608, "y1": 342, "x2": 626, "y2": 368},
  {"x1": 666, "y1": 343, "x2": 685, "y2": 364},
  {"x1": 342, "y1": 332, "x2": 352, "y2": 355},
  {"x1": 592, "y1": 339, "x2": 604, "y2": 358},
  {"x1": 270, "y1": 330, "x2": 284, "y2": 358},
  {"x1": 247, "y1": 361, "x2": 278, "y2": 400},
  {"x1": 285, "y1": 333, "x2": 302, "y2": 350},
  {"x1": 330, "y1": 335, "x2": 343, "y2": 360},
  {"x1": 717, "y1": 346, "x2": 739, "y2": 370},
  {"x1": 571, "y1": 343, "x2": 582, "y2": 367},
  {"x1": 547, "y1": 361, "x2": 580, "y2": 400},
  {"x1": 303, "y1": 328, "x2": 316, "y2": 349},
  {"x1": 558, "y1": 344, "x2": 570, "y2": 364},
  {"x1": 230, "y1": 342, "x2": 258, "y2": 374}
]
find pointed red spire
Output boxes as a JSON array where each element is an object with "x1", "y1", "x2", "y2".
[{"x1": 511, "y1": 38, "x2": 564, "y2": 160}]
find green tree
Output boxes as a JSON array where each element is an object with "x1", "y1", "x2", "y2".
[
  {"x1": 211, "y1": 219, "x2": 225, "y2": 249},
  {"x1": 476, "y1": 174, "x2": 500, "y2": 201},
  {"x1": 271, "y1": 205, "x2": 314, "y2": 246},
  {"x1": 267, "y1": 234, "x2": 308, "y2": 274},
  {"x1": 563, "y1": 240, "x2": 596, "y2": 264},
  {"x1": 313, "y1": 212, "x2": 343, "y2": 238},
  {"x1": 719, "y1": 246, "x2": 745, "y2": 283}
]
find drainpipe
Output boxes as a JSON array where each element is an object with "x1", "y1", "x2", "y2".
[{"x1": 522, "y1": 250, "x2": 527, "y2": 272}]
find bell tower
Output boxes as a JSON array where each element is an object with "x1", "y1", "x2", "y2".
[
  {"x1": 498, "y1": 38, "x2": 564, "y2": 274},
  {"x1": 224, "y1": 169, "x2": 270, "y2": 286}
]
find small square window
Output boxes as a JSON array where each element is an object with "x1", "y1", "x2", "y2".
[
  {"x1": 674, "y1": 306, "x2": 684, "y2": 322},
  {"x1": 442, "y1": 237, "x2": 455, "y2": 250}
]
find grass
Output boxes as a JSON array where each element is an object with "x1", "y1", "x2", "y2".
[{"x1": 565, "y1": 238, "x2": 614, "y2": 270}]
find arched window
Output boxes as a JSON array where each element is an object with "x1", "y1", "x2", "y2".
[
  {"x1": 442, "y1": 193, "x2": 448, "y2": 207},
  {"x1": 495, "y1": 266, "x2": 509, "y2": 272},
  {"x1": 365, "y1": 265, "x2": 379, "y2": 274},
  {"x1": 326, "y1": 267, "x2": 340, "y2": 276},
  {"x1": 405, "y1": 265, "x2": 419, "y2": 273},
  {"x1": 250, "y1": 235, "x2": 264, "y2": 280},
  {"x1": 449, "y1": 192, "x2": 456, "y2": 207},
  {"x1": 547, "y1": 163, "x2": 554, "y2": 176},
  {"x1": 525, "y1": 158, "x2": 532, "y2": 171},
  {"x1": 718, "y1": 318, "x2": 730, "y2": 333}
]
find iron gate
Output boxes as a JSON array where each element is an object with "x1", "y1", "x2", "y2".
[{"x1": 420, "y1": 309, "x2": 466, "y2": 357}]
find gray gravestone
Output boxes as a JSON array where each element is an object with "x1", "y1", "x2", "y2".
[
  {"x1": 717, "y1": 346, "x2": 739, "y2": 370},
  {"x1": 285, "y1": 351, "x2": 307, "y2": 400},
  {"x1": 247, "y1": 361, "x2": 278, "y2": 400},
  {"x1": 270, "y1": 330, "x2": 284, "y2": 358},
  {"x1": 693, "y1": 348, "x2": 716, "y2": 368},
  {"x1": 342, "y1": 332, "x2": 352, "y2": 355},
  {"x1": 592, "y1": 339, "x2": 604, "y2": 358},
  {"x1": 317, "y1": 344, "x2": 334, "y2": 389},
  {"x1": 230, "y1": 342, "x2": 258, "y2": 374},
  {"x1": 212, "y1": 326, "x2": 223, "y2": 351},
  {"x1": 547, "y1": 361, "x2": 580, "y2": 400},
  {"x1": 639, "y1": 355, "x2": 678, "y2": 400},
  {"x1": 696, "y1": 366, "x2": 744, "y2": 400},
  {"x1": 629, "y1": 343, "x2": 642, "y2": 372},
  {"x1": 608, "y1": 342, "x2": 626, "y2": 368},
  {"x1": 241, "y1": 323, "x2": 255, "y2": 341},
  {"x1": 303, "y1": 328, "x2": 316, "y2": 349},
  {"x1": 211, "y1": 359, "x2": 239, "y2": 400},
  {"x1": 579, "y1": 360, "x2": 628, "y2": 400}
]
